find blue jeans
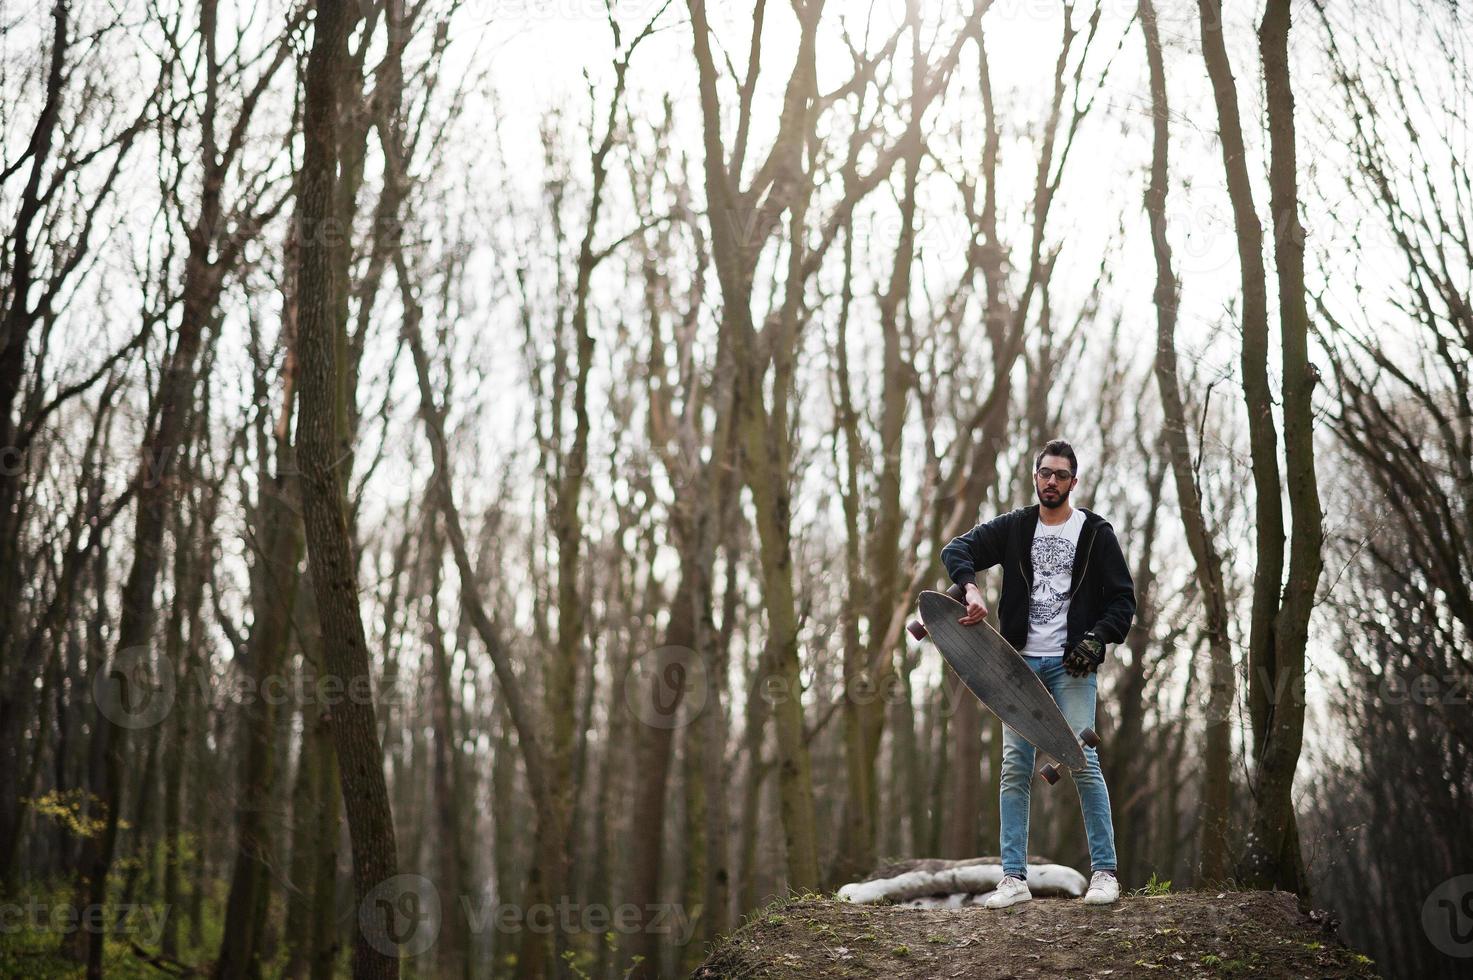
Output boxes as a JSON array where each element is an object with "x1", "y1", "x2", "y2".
[{"x1": 999, "y1": 655, "x2": 1117, "y2": 879}]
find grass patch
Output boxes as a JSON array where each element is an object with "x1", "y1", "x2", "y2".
[{"x1": 1133, "y1": 872, "x2": 1173, "y2": 897}]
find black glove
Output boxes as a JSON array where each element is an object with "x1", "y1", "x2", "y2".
[{"x1": 1063, "y1": 632, "x2": 1105, "y2": 677}]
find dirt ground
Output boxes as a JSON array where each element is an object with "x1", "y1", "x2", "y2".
[{"x1": 693, "y1": 889, "x2": 1380, "y2": 979}]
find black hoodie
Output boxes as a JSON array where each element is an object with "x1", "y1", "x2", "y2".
[{"x1": 940, "y1": 504, "x2": 1136, "y2": 655}]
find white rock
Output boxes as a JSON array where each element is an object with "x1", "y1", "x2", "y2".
[{"x1": 837, "y1": 863, "x2": 1089, "y2": 904}]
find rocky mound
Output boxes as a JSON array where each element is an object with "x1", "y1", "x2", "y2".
[{"x1": 694, "y1": 888, "x2": 1378, "y2": 979}]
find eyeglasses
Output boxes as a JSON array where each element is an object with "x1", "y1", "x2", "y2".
[{"x1": 1036, "y1": 467, "x2": 1074, "y2": 484}]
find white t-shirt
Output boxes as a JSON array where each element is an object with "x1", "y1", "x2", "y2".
[{"x1": 1021, "y1": 507, "x2": 1087, "y2": 656}]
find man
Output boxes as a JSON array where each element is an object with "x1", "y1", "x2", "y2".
[{"x1": 940, "y1": 439, "x2": 1135, "y2": 908}]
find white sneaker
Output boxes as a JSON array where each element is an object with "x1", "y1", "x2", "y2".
[
  {"x1": 1082, "y1": 870, "x2": 1120, "y2": 905},
  {"x1": 983, "y1": 874, "x2": 1032, "y2": 909}
]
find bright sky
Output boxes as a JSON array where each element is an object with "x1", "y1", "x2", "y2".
[{"x1": 4, "y1": 0, "x2": 1463, "y2": 771}]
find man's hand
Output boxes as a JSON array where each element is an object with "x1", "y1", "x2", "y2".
[
  {"x1": 958, "y1": 583, "x2": 990, "y2": 625},
  {"x1": 1063, "y1": 633, "x2": 1105, "y2": 677}
]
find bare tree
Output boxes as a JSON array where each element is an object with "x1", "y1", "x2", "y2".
[
  {"x1": 64, "y1": 2, "x2": 298, "y2": 973},
  {"x1": 1139, "y1": 0, "x2": 1235, "y2": 882},
  {"x1": 1241, "y1": 0, "x2": 1323, "y2": 896},
  {"x1": 294, "y1": 2, "x2": 400, "y2": 977},
  {"x1": 1306, "y1": 5, "x2": 1472, "y2": 970},
  {"x1": 1196, "y1": 0, "x2": 1316, "y2": 897},
  {"x1": 0, "y1": 0, "x2": 153, "y2": 885},
  {"x1": 683, "y1": 0, "x2": 828, "y2": 890}
]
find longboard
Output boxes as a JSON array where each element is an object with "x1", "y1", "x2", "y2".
[{"x1": 917, "y1": 589, "x2": 1097, "y2": 783}]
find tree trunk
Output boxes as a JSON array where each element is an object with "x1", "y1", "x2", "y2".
[
  {"x1": 73, "y1": 124, "x2": 216, "y2": 980},
  {"x1": 941, "y1": 683, "x2": 983, "y2": 858},
  {"x1": 0, "y1": 394, "x2": 122, "y2": 885},
  {"x1": 295, "y1": 3, "x2": 399, "y2": 977},
  {"x1": 216, "y1": 416, "x2": 303, "y2": 978},
  {"x1": 160, "y1": 500, "x2": 199, "y2": 959},
  {"x1": 1195, "y1": 0, "x2": 1286, "y2": 787},
  {"x1": 852, "y1": 14, "x2": 924, "y2": 878},
  {"x1": 622, "y1": 566, "x2": 699, "y2": 978},
  {"x1": 685, "y1": 0, "x2": 822, "y2": 891},
  {"x1": 680, "y1": 712, "x2": 709, "y2": 976},
  {"x1": 1101, "y1": 439, "x2": 1165, "y2": 887},
  {"x1": 736, "y1": 645, "x2": 772, "y2": 915},
  {"x1": 1244, "y1": 0, "x2": 1322, "y2": 899},
  {"x1": 833, "y1": 225, "x2": 875, "y2": 884},
  {"x1": 402, "y1": 250, "x2": 572, "y2": 978},
  {"x1": 282, "y1": 675, "x2": 319, "y2": 980},
  {"x1": 424, "y1": 528, "x2": 473, "y2": 980},
  {"x1": 1140, "y1": 0, "x2": 1235, "y2": 884},
  {"x1": 0, "y1": 0, "x2": 70, "y2": 706}
]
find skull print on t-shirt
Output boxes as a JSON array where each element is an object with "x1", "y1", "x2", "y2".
[{"x1": 1022, "y1": 507, "x2": 1086, "y2": 657}]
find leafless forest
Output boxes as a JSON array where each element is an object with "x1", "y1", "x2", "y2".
[{"x1": 0, "y1": 0, "x2": 1469, "y2": 977}]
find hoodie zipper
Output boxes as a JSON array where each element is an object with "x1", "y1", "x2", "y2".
[
  {"x1": 1066, "y1": 524, "x2": 1098, "y2": 600},
  {"x1": 1018, "y1": 520, "x2": 1033, "y2": 586}
]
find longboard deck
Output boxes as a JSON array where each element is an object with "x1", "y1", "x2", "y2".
[{"x1": 919, "y1": 590, "x2": 1087, "y2": 772}]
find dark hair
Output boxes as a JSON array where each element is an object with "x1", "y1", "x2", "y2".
[{"x1": 1034, "y1": 439, "x2": 1078, "y2": 477}]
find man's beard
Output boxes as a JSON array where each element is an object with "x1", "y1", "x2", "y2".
[{"x1": 1037, "y1": 484, "x2": 1071, "y2": 510}]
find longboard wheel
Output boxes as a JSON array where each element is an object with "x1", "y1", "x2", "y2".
[
  {"x1": 1040, "y1": 763, "x2": 1061, "y2": 785},
  {"x1": 1079, "y1": 727, "x2": 1101, "y2": 749},
  {"x1": 907, "y1": 618, "x2": 928, "y2": 641}
]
